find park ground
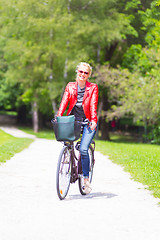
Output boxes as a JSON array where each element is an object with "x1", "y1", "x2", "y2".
[{"x1": 0, "y1": 126, "x2": 160, "y2": 240}]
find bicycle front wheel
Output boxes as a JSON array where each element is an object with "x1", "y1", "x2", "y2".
[
  {"x1": 56, "y1": 146, "x2": 71, "y2": 200},
  {"x1": 78, "y1": 145, "x2": 94, "y2": 195}
]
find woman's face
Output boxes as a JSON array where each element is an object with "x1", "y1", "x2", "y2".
[{"x1": 77, "y1": 64, "x2": 90, "y2": 83}]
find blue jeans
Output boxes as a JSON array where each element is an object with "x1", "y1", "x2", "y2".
[{"x1": 80, "y1": 125, "x2": 96, "y2": 177}]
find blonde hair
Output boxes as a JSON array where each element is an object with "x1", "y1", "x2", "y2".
[{"x1": 76, "y1": 62, "x2": 92, "y2": 78}]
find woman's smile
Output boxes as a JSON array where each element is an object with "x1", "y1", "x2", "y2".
[{"x1": 77, "y1": 66, "x2": 89, "y2": 82}]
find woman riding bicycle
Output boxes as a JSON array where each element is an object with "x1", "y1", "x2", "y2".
[{"x1": 57, "y1": 62, "x2": 98, "y2": 194}]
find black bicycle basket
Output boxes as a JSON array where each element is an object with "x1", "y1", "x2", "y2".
[{"x1": 51, "y1": 116, "x2": 82, "y2": 141}]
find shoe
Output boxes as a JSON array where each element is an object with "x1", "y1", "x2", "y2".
[{"x1": 83, "y1": 179, "x2": 92, "y2": 194}]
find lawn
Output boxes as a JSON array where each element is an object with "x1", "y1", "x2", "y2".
[
  {"x1": 0, "y1": 129, "x2": 33, "y2": 163},
  {"x1": 95, "y1": 140, "x2": 160, "y2": 199}
]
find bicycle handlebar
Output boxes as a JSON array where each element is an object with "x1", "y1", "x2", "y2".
[{"x1": 51, "y1": 117, "x2": 90, "y2": 126}]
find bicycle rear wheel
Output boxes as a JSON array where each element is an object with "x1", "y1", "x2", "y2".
[
  {"x1": 78, "y1": 145, "x2": 94, "y2": 195},
  {"x1": 56, "y1": 146, "x2": 71, "y2": 200}
]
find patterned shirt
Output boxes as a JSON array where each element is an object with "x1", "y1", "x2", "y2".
[{"x1": 70, "y1": 85, "x2": 86, "y2": 120}]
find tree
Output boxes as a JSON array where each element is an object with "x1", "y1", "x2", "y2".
[
  {"x1": 93, "y1": 64, "x2": 132, "y2": 139},
  {"x1": 0, "y1": 0, "x2": 70, "y2": 131},
  {"x1": 0, "y1": 0, "x2": 140, "y2": 133},
  {"x1": 101, "y1": 1, "x2": 160, "y2": 141}
]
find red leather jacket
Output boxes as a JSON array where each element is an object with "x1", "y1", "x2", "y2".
[{"x1": 57, "y1": 81, "x2": 98, "y2": 123}]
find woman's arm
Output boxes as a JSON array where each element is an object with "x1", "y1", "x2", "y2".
[{"x1": 90, "y1": 84, "x2": 98, "y2": 130}]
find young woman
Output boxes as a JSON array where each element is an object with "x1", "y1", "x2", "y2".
[{"x1": 57, "y1": 62, "x2": 98, "y2": 194}]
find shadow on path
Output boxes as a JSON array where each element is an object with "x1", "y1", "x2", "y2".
[{"x1": 68, "y1": 192, "x2": 117, "y2": 201}]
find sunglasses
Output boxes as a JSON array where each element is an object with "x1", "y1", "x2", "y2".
[{"x1": 78, "y1": 70, "x2": 89, "y2": 75}]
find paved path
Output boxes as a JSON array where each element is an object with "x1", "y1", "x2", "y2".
[{"x1": 0, "y1": 127, "x2": 160, "y2": 240}]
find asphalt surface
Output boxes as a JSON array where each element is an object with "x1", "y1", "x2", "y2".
[{"x1": 0, "y1": 127, "x2": 160, "y2": 240}]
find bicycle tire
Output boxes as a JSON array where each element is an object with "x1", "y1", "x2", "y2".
[
  {"x1": 78, "y1": 145, "x2": 94, "y2": 195},
  {"x1": 56, "y1": 146, "x2": 71, "y2": 200}
]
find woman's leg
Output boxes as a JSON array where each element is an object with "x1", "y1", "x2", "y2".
[{"x1": 80, "y1": 125, "x2": 96, "y2": 177}]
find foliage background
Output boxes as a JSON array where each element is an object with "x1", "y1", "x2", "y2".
[{"x1": 0, "y1": 0, "x2": 160, "y2": 141}]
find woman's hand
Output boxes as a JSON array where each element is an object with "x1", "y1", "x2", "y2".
[{"x1": 90, "y1": 121, "x2": 97, "y2": 131}]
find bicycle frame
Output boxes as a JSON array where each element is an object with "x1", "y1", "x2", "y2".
[
  {"x1": 63, "y1": 139, "x2": 95, "y2": 184},
  {"x1": 63, "y1": 141, "x2": 80, "y2": 184}
]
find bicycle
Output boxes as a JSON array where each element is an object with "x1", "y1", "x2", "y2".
[{"x1": 51, "y1": 118, "x2": 95, "y2": 200}]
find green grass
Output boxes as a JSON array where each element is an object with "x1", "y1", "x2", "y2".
[
  {"x1": 109, "y1": 132, "x2": 140, "y2": 143},
  {"x1": 0, "y1": 129, "x2": 33, "y2": 164},
  {"x1": 95, "y1": 140, "x2": 160, "y2": 199}
]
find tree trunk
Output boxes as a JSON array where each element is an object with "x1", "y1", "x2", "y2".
[
  {"x1": 97, "y1": 44, "x2": 101, "y2": 63},
  {"x1": 32, "y1": 101, "x2": 39, "y2": 133},
  {"x1": 105, "y1": 42, "x2": 118, "y2": 62},
  {"x1": 95, "y1": 98, "x2": 103, "y2": 139},
  {"x1": 100, "y1": 94, "x2": 110, "y2": 140},
  {"x1": 101, "y1": 117, "x2": 110, "y2": 140},
  {"x1": 52, "y1": 100, "x2": 58, "y2": 117}
]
